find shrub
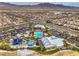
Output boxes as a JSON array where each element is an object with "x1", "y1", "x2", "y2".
[{"x1": 0, "y1": 38, "x2": 17, "y2": 51}]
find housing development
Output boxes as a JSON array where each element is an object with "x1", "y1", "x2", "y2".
[{"x1": 0, "y1": 2, "x2": 79, "y2": 56}]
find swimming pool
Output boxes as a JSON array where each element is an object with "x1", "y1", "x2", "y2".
[{"x1": 34, "y1": 31, "x2": 43, "y2": 38}]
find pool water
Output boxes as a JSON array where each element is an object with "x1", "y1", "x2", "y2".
[{"x1": 34, "y1": 31, "x2": 43, "y2": 38}]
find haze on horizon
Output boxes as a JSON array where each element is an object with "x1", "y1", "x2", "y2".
[{"x1": 8, "y1": 2, "x2": 79, "y2": 7}]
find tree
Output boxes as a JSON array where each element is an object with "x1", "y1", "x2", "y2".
[
  {"x1": 76, "y1": 35, "x2": 79, "y2": 42},
  {"x1": 44, "y1": 25, "x2": 50, "y2": 36}
]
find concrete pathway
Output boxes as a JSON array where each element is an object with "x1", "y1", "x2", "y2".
[{"x1": 17, "y1": 49, "x2": 42, "y2": 56}]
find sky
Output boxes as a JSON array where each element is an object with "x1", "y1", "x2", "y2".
[{"x1": 9, "y1": 2, "x2": 79, "y2": 7}]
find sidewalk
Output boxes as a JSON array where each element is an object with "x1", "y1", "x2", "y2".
[{"x1": 17, "y1": 49, "x2": 42, "y2": 56}]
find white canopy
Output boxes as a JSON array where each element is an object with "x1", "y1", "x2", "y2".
[
  {"x1": 48, "y1": 37, "x2": 64, "y2": 47},
  {"x1": 34, "y1": 24, "x2": 45, "y2": 29},
  {"x1": 16, "y1": 34, "x2": 22, "y2": 37},
  {"x1": 42, "y1": 36, "x2": 64, "y2": 47},
  {"x1": 24, "y1": 34, "x2": 29, "y2": 37},
  {"x1": 25, "y1": 31, "x2": 30, "y2": 34}
]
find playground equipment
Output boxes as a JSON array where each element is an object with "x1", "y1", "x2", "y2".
[{"x1": 13, "y1": 38, "x2": 23, "y2": 45}]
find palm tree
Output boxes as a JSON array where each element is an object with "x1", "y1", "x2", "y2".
[
  {"x1": 29, "y1": 23, "x2": 35, "y2": 41},
  {"x1": 76, "y1": 35, "x2": 79, "y2": 42},
  {"x1": 44, "y1": 25, "x2": 50, "y2": 36}
]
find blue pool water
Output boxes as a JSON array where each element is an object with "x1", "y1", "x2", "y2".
[
  {"x1": 27, "y1": 40, "x2": 35, "y2": 46},
  {"x1": 34, "y1": 31, "x2": 43, "y2": 38}
]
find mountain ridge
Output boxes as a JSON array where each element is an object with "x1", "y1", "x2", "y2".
[{"x1": 0, "y1": 2, "x2": 78, "y2": 9}]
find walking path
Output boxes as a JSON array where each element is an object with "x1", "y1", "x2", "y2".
[
  {"x1": 16, "y1": 49, "x2": 42, "y2": 56},
  {"x1": 0, "y1": 49, "x2": 42, "y2": 56}
]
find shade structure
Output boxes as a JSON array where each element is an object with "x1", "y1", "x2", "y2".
[
  {"x1": 40, "y1": 36, "x2": 64, "y2": 49},
  {"x1": 48, "y1": 36, "x2": 64, "y2": 47},
  {"x1": 34, "y1": 24, "x2": 45, "y2": 29},
  {"x1": 24, "y1": 34, "x2": 29, "y2": 37},
  {"x1": 16, "y1": 34, "x2": 22, "y2": 37}
]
